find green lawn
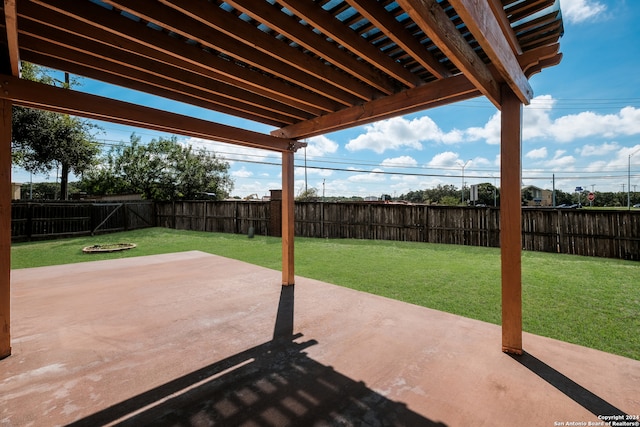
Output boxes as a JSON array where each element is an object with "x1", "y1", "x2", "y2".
[{"x1": 11, "y1": 227, "x2": 640, "y2": 360}]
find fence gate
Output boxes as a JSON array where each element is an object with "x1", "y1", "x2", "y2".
[{"x1": 11, "y1": 201, "x2": 155, "y2": 242}]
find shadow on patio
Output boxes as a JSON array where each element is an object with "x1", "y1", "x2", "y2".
[{"x1": 67, "y1": 286, "x2": 443, "y2": 426}]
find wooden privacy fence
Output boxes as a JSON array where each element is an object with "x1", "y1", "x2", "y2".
[
  {"x1": 156, "y1": 201, "x2": 639, "y2": 261},
  {"x1": 156, "y1": 200, "x2": 272, "y2": 236},
  {"x1": 10, "y1": 200, "x2": 638, "y2": 260},
  {"x1": 11, "y1": 201, "x2": 155, "y2": 242}
]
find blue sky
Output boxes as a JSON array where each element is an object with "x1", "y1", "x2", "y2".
[{"x1": 12, "y1": 0, "x2": 640, "y2": 199}]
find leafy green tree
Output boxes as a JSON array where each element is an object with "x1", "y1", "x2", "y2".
[
  {"x1": 425, "y1": 184, "x2": 459, "y2": 204},
  {"x1": 297, "y1": 187, "x2": 319, "y2": 201},
  {"x1": 80, "y1": 134, "x2": 233, "y2": 200},
  {"x1": 18, "y1": 181, "x2": 81, "y2": 200},
  {"x1": 600, "y1": 192, "x2": 619, "y2": 207},
  {"x1": 401, "y1": 190, "x2": 426, "y2": 203},
  {"x1": 553, "y1": 189, "x2": 573, "y2": 206},
  {"x1": 11, "y1": 63, "x2": 100, "y2": 199},
  {"x1": 475, "y1": 182, "x2": 499, "y2": 206},
  {"x1": 440, "y1": 195, "x2": 461, "y2": 206}
]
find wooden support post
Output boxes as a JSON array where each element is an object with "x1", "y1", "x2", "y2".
[
  {"x1": 500, "y1": 85, "x2": 523, "y2": 355},
  {"x1": 0, "y1": 100, "x2": 12, "y2": 359},
  {"x1": 281, "y1": 151, "x2": 295, "y2": 286}
]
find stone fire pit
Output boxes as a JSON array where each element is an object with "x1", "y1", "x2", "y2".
[{"x1": 82, "y1": 243, "x2": 137, "y2": 253}]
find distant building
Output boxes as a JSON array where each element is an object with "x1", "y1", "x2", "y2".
[
  {"x1": 11, "y1": 183, "x2": 21, "y2": 200},
  {"x1": 522, "y1": 185, "x2": 553, "y2": 206}
]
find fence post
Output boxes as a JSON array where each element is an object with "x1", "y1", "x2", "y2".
[
  {"x1": 123, "y1": 203, "x2": 129, "y2": 231},
  {"x1": 556, "y1": 209, "x2": 562, "y2": 253},
  {"x1": 269, "y1": 189, "x2": 282, "y2": 237},
  {"x1": 26, "y1": 202, "x2": 33, "y2": 241}
]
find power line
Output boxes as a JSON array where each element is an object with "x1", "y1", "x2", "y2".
[{"x1": 92, "y1": 136, "x2": 640, "y2": 182}]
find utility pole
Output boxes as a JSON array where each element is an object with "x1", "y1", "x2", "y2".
[
  {"x1": 458, "y1": 160, "x2": 470, "y2": 205},
  {"x1": 304, "y1": 145, "x2": 308, "y2": 193},
  {"x1": 552, "y1": 174, "x2": 556, "y2": 207}
]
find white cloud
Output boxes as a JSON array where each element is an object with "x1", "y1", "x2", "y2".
[
  {"x1": 231, "y1": 167, "x2": 253, "y2": 178},
  {"x1": 526, "y1": 147, "x2": 548, "y2": 159},
  {"x1": 464, "y1": 95, "x2": 558, "y2": 145},
  {"x1": 345, "y1": 116, "x2": 463, "y2": 153},
  {"x1": 442, "y1": 96, "x2": 640, "y2": 147},
  {"x1": 347, "y1": 169, "x2": 386, "y2": 183},
  {"x1": 471, "y1": 157, "x2": 492, "y2": 167},
  {"x1": 581, "y1": 144, "x2": 640, "y2": 174},
  {"x1": 523, "y1": 95, "x2": 555, "y2": 141},
  {"x1": 549, "y1": 107, "x2": 640, "y2": 142},
  {"x1": 466, "y1": 112, "x2": 501, "y2": 145},
  {"x1": 342, "y1": 94, "x2": 640, "y2": 151},
  {"x1": 583, "y1": 160, "x2": 608, "y2": 173},
  {"x1": 546, "y1": 150, "x2": 576, "y2": 169},
  {"x1": 304, "y1": 135, "x2": 339, "y2": 157},
  {"x1": 578, "y1": 142, "x2": 620, "y2": 157},
  {"x1": 561, "y1": 0, "x2": 607, "y2": 24},
  {"x1": 465, "y1": 96, "x2": 640, "y2": 145},
  {"x1": 183, "y1": 137, "x2": 277, "y2": 164},
  {"x1": 427, "y1": 151, "x2": 460, "y2": 168},
  {"x1": 295, "y1": 166, "x2": 333, "y2": 177},
  {"x1": 380, "y1": 156, "x2": 418, "y2": 168}
]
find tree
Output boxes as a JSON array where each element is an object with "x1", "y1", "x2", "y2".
[
  {"x1": 80, "y1": 134, "x2": 233, "y2": 200},
  {"x1": 297, "y1": 187, "x2": 319, "y2": 201},
  {"x1": 18, "y1": 182, "x2": 81, "y2": 200},
  {"x1": 554, "y1": 189, "x2": 573, "y2": 206},
  {"x1": 425, "y1": 184, "x2": 459, "y2": 204},
  {"x1": 11, "y1": 63, "x2": 100, "y2": 199},
  {"x1": 440, "y1": 195, "x2": 461, "y2": 206},
  {"x1": 402, "y1": 189, "x2": 426, "y2": 203},
  {"x1": 475, "y1": 182, "x2": 499, "y2": 206},
  {"x1": 521, "y1": 187, "x2": 534, "y2": 205}
]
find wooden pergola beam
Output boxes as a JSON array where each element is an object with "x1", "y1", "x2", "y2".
[
  {"x1": 518, "y1": 44, "x2": 562, "y2": 78},
  {"x1": 343, "y1": 0, "x2": 452, "y2": 79},
  {"x1": 450, "y1": 0, "x2": 533, "y2": 104},
  {"x1": 158, "y1": 0, "x2": 382, "y2": 101},
  {"x1": 396, "y1": 0, "x2": 501, "y2": 107},
  {"x1": 28, "y1": 0, "x2": 338, "y2": 116},
  {"x1": 21, "y1": 50, "x2": 288, "y2": 129},
  {"x1": 102, "y1": 0, "x2": 360, "y2": 107},
  {"x1": 224, "y1": 0, "x2": 394, "y2": 96},
  {"x1": 273, "y1": 74, "x2": 480, "y2": 139},
  {"x1": 488, "y1": 0, "x2": 523, "y2": 56},
  {"x1": 3, "y1": 0, "x2": 19, "y2": 76},
  {"x1": 17, "y1": 29, "x2": 306, "y2": 126},
  {"x1": 0, "y1": 75, "x2": 300, "y2": 153},
  {"x1": 277, "y1": 0, "x2": 423, "y2": 89}
]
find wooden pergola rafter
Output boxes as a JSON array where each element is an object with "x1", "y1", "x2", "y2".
[{"x1": 0, "y1": 0, "x2": 564, "y2": 359}]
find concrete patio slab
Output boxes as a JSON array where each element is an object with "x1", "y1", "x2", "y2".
[{"x1": 2, "y1": 251, "x2": 639, "y2": 426}]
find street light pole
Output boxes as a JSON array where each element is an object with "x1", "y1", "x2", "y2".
[{"x1": 458, "y1": 160, "x2": 470, "y2": 205}]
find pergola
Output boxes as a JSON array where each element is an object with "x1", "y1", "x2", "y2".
[{"x1": 0, "y1": 0, "x2": 563, "y2": 359}]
